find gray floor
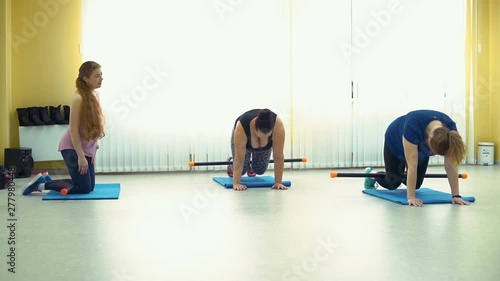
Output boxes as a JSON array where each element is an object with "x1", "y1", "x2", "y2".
[{"x1": 0, "y1": 164, "x2": 499, "y2": 281}]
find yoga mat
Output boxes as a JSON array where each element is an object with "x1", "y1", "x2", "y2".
[
  {"x1": 213, "y1": 176, "x2": 291, "y2": 188},
  {"x1": 42, "y1": 183, "x2": 120, "y2": 200},
  {"x1": 362, "y1": 188, "x2": 475, "y2": 205}
]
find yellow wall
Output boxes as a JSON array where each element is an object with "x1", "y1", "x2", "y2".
[
  {"x1": 470, "y1": 0, "x2": 500, "y2": 162},
  {"x1": 489, "y1": 0, "x2": 500, "y2": 156},
  {"x1": 10, "y1": 0, "x2": 81, "y2": 169},
  {"x1": 1, "y1": 0, "x2": 11, "y2": 165},
  {"x1": 474, "y1": 0, "x2": 491, "y2": 143}
]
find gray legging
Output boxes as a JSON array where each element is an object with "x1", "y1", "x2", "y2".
[
  {"x1": 230, "y1": 128, "x2": 272, "y2": 175},
  {"x1": 44, "y1": 149, "x2": 95, "y2": 194}
]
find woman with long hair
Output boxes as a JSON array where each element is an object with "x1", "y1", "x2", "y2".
[{"x1": 23, "y1": 61, "x2": 105, "y2": 195}]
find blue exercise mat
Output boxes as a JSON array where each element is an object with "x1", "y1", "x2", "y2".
[
  {"x1": 42, "y1": 183, "x2": 121, "y2": 200},
  {"x1": 213, "y1": 176, "x2": 292, "y2": 188},
  {"x1": 362, "y1": 188, "x2": 475, "y2": 205}
]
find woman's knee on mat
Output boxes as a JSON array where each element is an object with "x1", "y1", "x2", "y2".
[
  {"x1": 252, "y1": 166, "x2": 268, "y2": 175},
  {"x1": 71, "y1": 184, "x2": 92, "y2": 194}
]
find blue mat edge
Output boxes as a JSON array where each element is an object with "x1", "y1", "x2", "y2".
[
  {"x1": 362, "y1": 188, "x2": 476, "y2": 205},
  {"x1": 42, "y1": 183, "x2": 121, "y2": 200},
  {"x1": 213, "y1": 176, "x2": 292, "y2": 188}
]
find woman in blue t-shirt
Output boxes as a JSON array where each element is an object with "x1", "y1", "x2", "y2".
[{"x1": 365, "y1": 109, "x2": 470, "y2": 207}]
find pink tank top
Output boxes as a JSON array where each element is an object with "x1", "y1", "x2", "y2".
[{"x1": 58, "y1": 126, "x2": 98, "y2": 157}]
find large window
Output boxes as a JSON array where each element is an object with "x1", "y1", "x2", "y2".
[{"x1": 82, "y1": 0, "x2": 466, "y2": 172}]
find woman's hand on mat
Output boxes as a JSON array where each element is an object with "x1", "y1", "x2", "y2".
[
  {"x1": 78, "y1": 157, "x2": 88, "y2": 175},
  {"x1": 451, "y1": 197, "x2": 471, "y2": 206},
  {"x1": 233, "y1": 184, "x2": 247, "y2": 191},
  {"x1": 408, "y1": 197, "x2": 423, "y2": 207},
  {"x1": 272, "y1": 183, "x2": 288, "y2": 190}
]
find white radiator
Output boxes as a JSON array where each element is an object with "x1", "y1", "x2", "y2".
[
  {"x1": 94, "y1": 107, "x2": 457, "y2": 173},
  {"x1": 96, "y1": 125, "x2": 230, "y2": 173}
]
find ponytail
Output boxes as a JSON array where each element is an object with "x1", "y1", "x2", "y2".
[
  {"x1": 447, "y1": 131, "x2": 466, "y2": 166},
  {"x1": 430, "y1": 127, "x2": 466, "y2": 166}
]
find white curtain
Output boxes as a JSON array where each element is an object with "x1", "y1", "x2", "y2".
[
  {"x1": 290, "y1": 0, "x2": 352, "y2": 168},
  {"x1": 351, "y1": 0, "x2": 466, "y2": 166},
  {"x1": 82, "y1": 0, "x2": 466, "y2": 172},
  {"x1": 83, "y1": 0, "x2": 291, "y2": 172}
]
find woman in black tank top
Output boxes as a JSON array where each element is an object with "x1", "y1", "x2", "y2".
[{"x1": 228, "y1": 108, "x2": 287, "y2": 191}]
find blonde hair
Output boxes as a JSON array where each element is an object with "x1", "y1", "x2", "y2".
[
  {"x1": 75, "y1": 61, "x2": 105, "y2": 140},
  {"x1": 430, "y1": 127, "x2": 466, "y2": 166}
]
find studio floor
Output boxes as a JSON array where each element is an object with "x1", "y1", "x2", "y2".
[{"x1": 0, "y1": 164, "x2": 499, "y2": 281}]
